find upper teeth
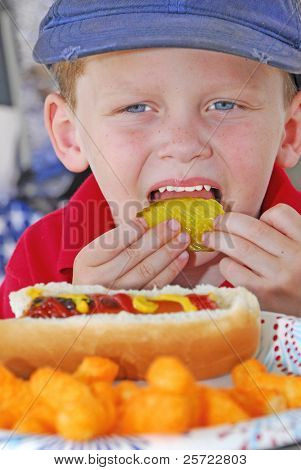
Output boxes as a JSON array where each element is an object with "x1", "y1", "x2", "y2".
[{"x1": 158, "y1": 184, "x2": 213, "y2": 193}]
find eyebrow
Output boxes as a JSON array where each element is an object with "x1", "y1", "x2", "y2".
[
  {"x1": 100, "y1": 87, "x2": 153, "y2": 97},
  {"x1": 99, "y1": 83, "x2": 265, "y2": 99},
  {"x1": 212, "y1": 84, "x2": 264, "y2": 96}
]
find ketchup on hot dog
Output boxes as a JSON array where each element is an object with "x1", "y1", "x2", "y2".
[{"x1": 25, "y1": 292, "x2": 218, "y2": 318}]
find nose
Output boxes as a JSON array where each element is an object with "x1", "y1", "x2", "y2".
[{"x1": 157, "y1": 118, "x2": 212, "y2": 162}]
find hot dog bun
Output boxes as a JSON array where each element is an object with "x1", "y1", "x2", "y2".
[{"x1": 1, "y1": 283, "x2": 261, "y2": 380}]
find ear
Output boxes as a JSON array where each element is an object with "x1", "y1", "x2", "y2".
[
  {"x1": 44, "y1": 92, "x2": 89, "y2": 172},
  {"x1": 276, "y1": 91, "x2": 301, "y2": 168}
]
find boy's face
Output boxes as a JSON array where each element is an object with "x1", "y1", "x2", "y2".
[{"x1": 73, "y1": 48, "x2": 288, "y2": 267}]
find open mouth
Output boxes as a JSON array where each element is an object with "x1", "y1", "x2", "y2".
[{"x1": 148, "y1": 184, "x2": 222, "y2": 204}]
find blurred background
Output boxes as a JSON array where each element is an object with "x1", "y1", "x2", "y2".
[
  {"x1": 0, "y1": 0, "x2": 90, "y2": 281},
  {"x1": 0, "y1": 0, "x2": 301, "y2": 282}
]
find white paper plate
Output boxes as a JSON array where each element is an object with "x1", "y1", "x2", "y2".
[{"x1": 1, "y1": 311, "x2": 301, "y2": 450}]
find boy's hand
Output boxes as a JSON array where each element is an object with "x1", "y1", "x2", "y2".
[
  {"x1": 202, "y1": 204, "x2": 301, "y2": 316},
  {"x1": 73, "y1": 219, "x2": 190, "y2": 290}
]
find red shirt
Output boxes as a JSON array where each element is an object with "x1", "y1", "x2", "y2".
[{"x1": 1, "y1": 164, "x2": 301, "y2": 319}]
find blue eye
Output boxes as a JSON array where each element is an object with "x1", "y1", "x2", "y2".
[
  {"x1": 208, "y1": 101, "x2": 237, "y2": 111},
  {"x1": 124, "y1": 103, "x2": 151, "y2": 113}
]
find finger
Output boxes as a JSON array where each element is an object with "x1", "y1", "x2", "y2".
[
  {"x1": 103, "y1": 219, "x2": 183, "y2": 280},
  {"x1": 214, "y1": 212, "x2": 293, "y2": 257},
  {"x1": 260, "y1": 203, "x2": 301, "y2": 243},
  {"x1": 143, "y1": 251, "x2": 190, "y2": 289},
  {"x1": 218, "y1": 256, "x2": 264, "y2": 292},
  {"x1": 116, "y1": 232, "x2": 190, "y2": 289},
  {"x1": 203, "y1": 230, "x2": 277, "y2": 278},
  {"x1": 78, "y1": 218, "x2": 147, "y2": 266}
]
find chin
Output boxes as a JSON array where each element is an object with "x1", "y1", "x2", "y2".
[{"x1": 186, "y1": 250, "x2": 220, "y2": 267}]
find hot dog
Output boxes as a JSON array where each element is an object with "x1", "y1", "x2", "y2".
[{"x1": 0, "y1": 283, "x2": 261, "y2": 380}]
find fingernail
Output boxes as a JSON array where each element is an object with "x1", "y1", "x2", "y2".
[
  {"x1": 214, "y1": 215, "x2": 223, "y2": 227},
  {"x1": 178, "y1": 250, "x2": 189, "y2": 261},
  {"x1": 167, "y1": 218, "x2": 181, "y2": 232},
  {"x1": 177, "y1": 231, "x2": 190, "y2": 244},
  {"x1": 202, "y1": 232, "x2": 210, "y2": 245}
]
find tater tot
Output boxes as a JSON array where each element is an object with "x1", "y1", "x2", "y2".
[
  {"x1": 282, "y1": 376, "x2": 301, "y2": 408},
  {"x1": 16, "y1": 399, "x2": 57, "y2": 434},
  {"x1": 118, "y1": 389, "x2": 193, "y2": 434},
  {"x1": 0, "y1": 369, "x2": 35, "y2": 429},
  {"x1": 146, "y1": 356, "x2": 195, "y2": 394},
  {"x1": 201, "y1": 387, "x2": 250, "y2": 427},
  {"x1": 227, "y1": 387, "x2": 287, "y2": 417},
  {"x1": 0, "y1": 356, "x2": 297, "y2": 441},
  {"x1": 73, "y1": 357, "x2": 119, "y2": 384},
  {"x1": 56, "y1": 400, "x2": 108, "y2": 441},
  {"x1": 114, "y1": 381, "x2": 140, "y2": 405},
  {"x1": 255, "y1": 374, "x2": 301, "y2": 409},
  {"x1": 0, "y1": 410, "x2": 16, "y2": 430},
  {"x1": 232, "y1": 360, "x2": 301, "y2": 409},
  {"x1": 0, "y1": 365, "x2": 16, "y2": 384},
  {"x1": 0, "y1": 365, "x2": 27, "y2": 404},
  {"x1": 189, "y1": 386, "x2": 204, "y2": 428},
  {"x1": 30, "y1": 367, "x2": 93, "y2": 410},
  {"x1": 17, "y1": 415, "x2": 52, "y2": 435},
  {"x1": 231, "y1": 359, "x2": 267, "y2": 390},
  {"x1": 90, "y1": 381, "x2": 117, "y2": 433},
  {"x1": 30, "y1": 367, "x2": 112, "y2": 437}
]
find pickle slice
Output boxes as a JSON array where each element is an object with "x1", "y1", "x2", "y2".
[{"x1": 137, "y1": 198, "x2": 224, "y2": 252}]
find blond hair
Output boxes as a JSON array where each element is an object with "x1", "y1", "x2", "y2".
[
  {"x1": 51, "y1": 59, "x2": 298, "y2": 110},
  {"x1": 51, "y1": 58, "x2": 86, "y2": 110}
]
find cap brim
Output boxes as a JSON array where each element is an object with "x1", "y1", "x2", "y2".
[{"x1": 34, "y1": 12, "x2": 301, "y2": 74}]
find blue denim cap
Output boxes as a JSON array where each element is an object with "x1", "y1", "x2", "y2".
[{"x1": 34, "y1": 0, "x2": 301, "y2": 88}]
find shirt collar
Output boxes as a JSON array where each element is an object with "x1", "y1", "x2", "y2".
[
  {"x1": 57, "y1": 174, "x2": 115, "y2": 273},
  {"x1": 261, "y1": 163, "x2": 301, "y2": 214}
]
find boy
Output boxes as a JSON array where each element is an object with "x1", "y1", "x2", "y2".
[{"x1": 1, "y1": 0, "x2": 301, "y2": 318}]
